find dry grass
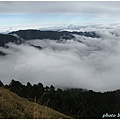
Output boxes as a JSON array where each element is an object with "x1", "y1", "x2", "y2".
[{"x1": 0, "y1": 87, "x2": 71, "y2": 119}]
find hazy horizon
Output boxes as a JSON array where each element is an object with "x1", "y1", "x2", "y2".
[{"x1": 0, "y1": 1, "x2": 120, "y2": 32}]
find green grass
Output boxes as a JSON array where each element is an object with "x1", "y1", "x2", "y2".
[{"x1": 0, "y1": 87, "x2": 71, "y2": 119}]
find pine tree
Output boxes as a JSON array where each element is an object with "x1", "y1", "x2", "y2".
[{"x1": 0, "y1": 80, "x2": 4, "y2": 87}]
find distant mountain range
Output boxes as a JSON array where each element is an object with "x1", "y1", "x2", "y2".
[
  {"x1": 0, "y1": 29, "x2": 100, "y2": 55},
  {"x1": 0, "y1": 33, "x2": 22, "y2": 47},
  {"x1": 9, "y1": 29, "x2": 100, "y2": 40},
  {"x1": 0, "y1": 29, "x2": 100, "y2": 46}
]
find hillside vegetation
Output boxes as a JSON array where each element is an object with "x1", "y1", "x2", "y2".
[
  {"x1": 0, "y1": 87, "x2": 71, "y2": 119},
  {"x1": 1, "y1": 79, "x2": 120, "y2": 119},
  {"x1": 1, "y1": 79, "x2": 120, "y2": 118}
]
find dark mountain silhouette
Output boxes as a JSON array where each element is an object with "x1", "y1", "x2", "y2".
[
  {"x1": 0, "y1": 34, "x2": 23, "y2": 55},
  {"x1": 9, "y1": 29, "x2": 100, "y2": 40},
  {"x1": 0, "y1": 29, "x2": 100, "y2": 55},
  {"x1": 0, "y1": 30, "x2": 100, "y2": 47},
  {"x1": 9, "y1": 29, "x2": 74, "y2": 40},
  {"x1": 0, "y1": 33, "x2": 22, "y2": 47},
  {"x1": 0, "y1": 33, "x2": 42, "y2": 54}
]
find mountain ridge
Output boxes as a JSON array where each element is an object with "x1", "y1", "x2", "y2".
[
  {"x1": 0, "y1": 29, "x2": 100, "y2": 55},
  {"x1": 9, "y1": 29, "x2": 100, "y2": 40}
]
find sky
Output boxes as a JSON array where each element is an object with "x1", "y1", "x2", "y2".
[
  {"x1": 1, "y1": 1, "x2": 120, "y2": 92},
  {"x1": 0, "y1": 1, "x2": 120, "y2": 32}
]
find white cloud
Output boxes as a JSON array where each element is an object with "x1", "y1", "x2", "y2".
[
  {"x1": 0, "y1": 1, "x2": 120, "y2": 17},
  {"x1": 1, "y1": 25, "x2": 120, "y2": 92}
]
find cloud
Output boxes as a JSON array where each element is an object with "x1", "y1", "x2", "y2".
[
  {"x1": 0, "y1": 1, "x2": 120, "y2": 17},
  {"x1": 0, "y1": 2, "x2": 120, "y2": 33},
  {"x1": 39, "y1": 23, "x2": 120, "y2": 32},
  {"x1": 1, "y1": 26, "x2": 120, "y2": 92}
]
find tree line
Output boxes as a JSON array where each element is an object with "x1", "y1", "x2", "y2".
[{"x1": 0, "y1": 79, "x2": 120, "y2": 118}]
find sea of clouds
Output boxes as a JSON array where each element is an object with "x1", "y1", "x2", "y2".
[{"x1": 1, "y1": 25, "x2": 120, "y2": 92}]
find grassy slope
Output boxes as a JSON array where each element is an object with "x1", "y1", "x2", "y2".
[{"x1": 0, "y1": 87, "x2": 71, "y2": 119}]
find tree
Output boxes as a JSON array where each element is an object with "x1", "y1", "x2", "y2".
[
  {"x1": 9, "y1": 79, "x2": 24, "y2": 97},
  {"x1": 38, "y1": 82, "x2": 44, "y2": 91},
  {"x1": 27, "y1": 82, "x2": 32, "y2": 88},
  {"x1": 45, "y1": 86, "x2": 49, "y2": 91},
  {"x1": 50, "y1": 85, "x2": 55, "y2": 91},
  {"x1": 0, "y1": 80, "x2": 4, "y2": 87}
]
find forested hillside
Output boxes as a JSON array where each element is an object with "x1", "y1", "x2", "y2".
[
  {"x1": 0, "y1": 79, "x2": 120, "y2": 118},
  {"x1": 0, "y1": 87, "x2": 70, "y2": 119}
]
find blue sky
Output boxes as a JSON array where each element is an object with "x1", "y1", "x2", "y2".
[
  {"x1": 0, "y1": 13, "x2": 119, "y2": 32},
  {"x1": 0, "y1": 1, "x2": 120, "y2": 32}
]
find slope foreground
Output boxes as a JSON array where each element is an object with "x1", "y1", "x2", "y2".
[{"x1": 0, "y1": 87, "x2": 71, "y2": 119}]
